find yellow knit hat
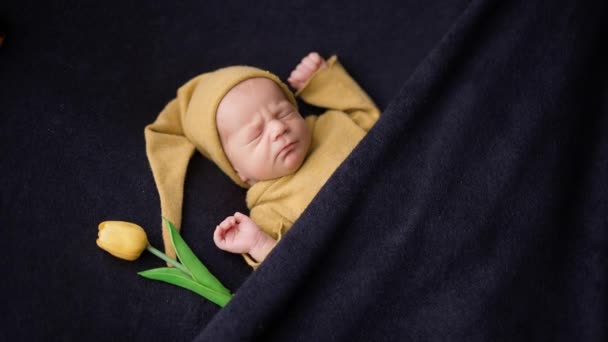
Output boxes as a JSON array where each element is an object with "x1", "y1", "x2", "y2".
[{"x1": 144, "y1": 65, "x2": 297, "y2": 260}]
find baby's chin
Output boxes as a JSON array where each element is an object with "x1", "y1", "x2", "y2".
[
  {"x1": 281, "y1": 143, "x2": 309, "y2": 174},
  {"x1": 281, "y1": 157, "x2": 304, "y2": 175}
]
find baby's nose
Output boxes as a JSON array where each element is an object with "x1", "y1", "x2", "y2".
[{"x1": 269, "y1": 120, "x2": 287, "y2": 139}]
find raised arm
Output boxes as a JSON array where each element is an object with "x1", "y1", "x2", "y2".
[{"x1": 288, "y1": 53, "x2": 380, "y2": 131}]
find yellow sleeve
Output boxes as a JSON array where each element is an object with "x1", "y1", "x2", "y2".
[{"x1": 296, "y1": 55, "x2": 380, "y2": 131}]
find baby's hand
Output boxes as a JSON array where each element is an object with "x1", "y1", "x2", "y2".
[
  {"x1": 214, "y1": 212, "x2": 262, "y2": 255},
  {"x1": 288, "y1": 52, "x2": 327, "y2": 91}
]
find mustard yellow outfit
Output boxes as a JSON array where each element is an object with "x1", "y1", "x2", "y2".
[
  {"x1": 244, "y1": 56, "x2": 380, "y2": 267},
  {"x1": 144, "y1": 56, "x2": 379, "y2": 267}
]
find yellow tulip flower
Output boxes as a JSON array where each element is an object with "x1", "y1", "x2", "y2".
[
  {"x1": 97, "y1": 221, "x2": 149, "y2": 261},
  {"x1": 96, "y1": 217, "x2": 232, "y2": 307}
]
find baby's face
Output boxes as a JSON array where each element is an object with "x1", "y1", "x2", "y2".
[{"x1": 216, "y1": 78, "x2": 311, "y2": 185}]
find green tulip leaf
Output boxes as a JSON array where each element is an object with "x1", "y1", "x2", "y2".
[
  {"x1": 162, "y1": 217, "x2": 231, "y2": 295},
  {"x1": 138, "y1": 267, "x2": 232, "y2": 307}
]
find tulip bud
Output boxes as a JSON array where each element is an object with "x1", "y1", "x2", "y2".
[{"x1": 97, "y1": 221, "x2": 149, "y2": 261}]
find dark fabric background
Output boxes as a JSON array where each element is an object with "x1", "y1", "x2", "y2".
[{"x1": 1, "y1": 0, "x2": 606, "y2": 341}]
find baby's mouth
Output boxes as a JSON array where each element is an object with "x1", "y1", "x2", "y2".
[{"x1": 278, "y1": 141, "x2": 297, "y2": 158}]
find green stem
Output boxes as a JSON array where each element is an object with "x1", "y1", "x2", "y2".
[{"x1": 146, "y1": 245, "x2": 190, "y2": 275}]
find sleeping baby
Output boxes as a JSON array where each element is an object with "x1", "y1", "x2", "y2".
[{"x1": 145, "y1": 52, "x2": 379, "y2": 268}]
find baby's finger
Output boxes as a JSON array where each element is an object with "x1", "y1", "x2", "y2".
[
  {"x1": 289, "y1": 69, "x2": 305, "y2": 82},
  {"x1": 308, "y1": 52, "x2": 321, "y2": 62},
  {"x1": 234, "y1": 212, "x2": 247, "y2": 222},
  {"x1": 289, "y1": 68, "x2": 301, "y2": 78},
  {"x1": 288, "y1": 79, "x2": 304, "y2": 90},
  {"x1": 219, "y1": 217, "x2": 233, "y2": 229},
  {"x1": 302, "y1": 57, "x2": 318, "y2": 70},
  {"x1": 297, "y1": 62, "x2": 314, "y2": 74},
  {"x1": 302, "y1": 52, "x2": 320, "y2": 63},
  {"x1": 213, "y1": 226, "x2": 224, "y2": 245}
]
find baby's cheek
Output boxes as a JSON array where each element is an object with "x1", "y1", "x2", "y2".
[{"x1": 248, "y1": 151, "x2": 272, "y2": 178}]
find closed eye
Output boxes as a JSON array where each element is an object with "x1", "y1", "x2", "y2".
[{"x1": 248, "y1": 128, "x2": 263, "y2": 143}]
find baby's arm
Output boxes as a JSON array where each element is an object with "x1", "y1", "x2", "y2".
[
  {"x1": 289, "y1": 52, "x2": 380, "y2": 131},
  {"x1": 213, "y1": 212, "x2": 276, "y2": 262},
  {"x1": 288, "y1": 52, "x2": 327, "y2": 91}
]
